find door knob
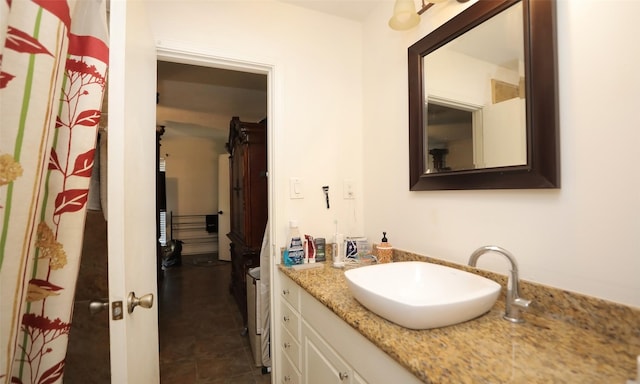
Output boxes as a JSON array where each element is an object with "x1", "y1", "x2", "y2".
[
  {"x1": 127, "y1": 292, "x2": 154, "y2": 314},
  {"x1": 89, "y1": 299, "x2": 109, "y2": 315},
  {"x1": 218, "y1": 210, "x2": 223, "y2": 214}
]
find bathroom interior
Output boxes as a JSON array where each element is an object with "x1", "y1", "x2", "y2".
[{"x1": 68, "y1": 0, "x2": 639, "y2": 382}]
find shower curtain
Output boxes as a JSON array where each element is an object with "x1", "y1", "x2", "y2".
[{"x1": 0, "y1": 1, "x2": 109, "y2": 383}]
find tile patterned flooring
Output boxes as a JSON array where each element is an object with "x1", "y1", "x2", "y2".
[
  {"x1": 65, "y1": 249, "x2": 270, "y2": 383},
  {"x1": 158, "y1": 255, "x2": 271, "y2": 384}
]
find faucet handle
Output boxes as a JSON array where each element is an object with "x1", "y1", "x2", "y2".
[
  {"x1": 513, "y1": 297, "x2": 532, "y2": 309},
  {"x1": 504, "y1": 296, "x2": 532, "y2": 323}
]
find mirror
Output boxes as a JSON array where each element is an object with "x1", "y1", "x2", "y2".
[{"x1": 408, "y1": 0, "x2": 559, "y2": 190}]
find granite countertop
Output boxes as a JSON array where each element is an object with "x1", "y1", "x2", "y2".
[{"x1": 279, "y1": 258, "x2": 640, "y2": 383}]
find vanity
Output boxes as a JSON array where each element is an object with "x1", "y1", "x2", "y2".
[
  {"x1": 278, "y1": 270, "x2": 420, "y2": 384},
  {"x1": 276, "y1": 254, "x2": 640, "y2": 383}
]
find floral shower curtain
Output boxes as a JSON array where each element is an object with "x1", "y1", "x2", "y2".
[{"x1": 0, "y1": 0, "x2": 108, "y2": 383}]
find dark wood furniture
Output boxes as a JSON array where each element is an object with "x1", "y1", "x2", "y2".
[{"x1": 226, "y1": 116, "x2": 267, "y2": 326}]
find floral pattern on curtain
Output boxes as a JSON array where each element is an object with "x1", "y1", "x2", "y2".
[{"x1": 0, "y1": 0, "x2": 109, "y2": 383}]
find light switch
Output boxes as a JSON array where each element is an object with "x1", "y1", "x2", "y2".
[{"x1": 290, "y1": 177, "x2": 304, "y2": 199}]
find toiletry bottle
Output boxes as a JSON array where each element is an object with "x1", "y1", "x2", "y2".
[
  {"x1": 333, "y1": 233, "x2": 345, "y2": 268},
  {"x1": 377, "y1": 232, "x2": 393, "y2": 263},
  {"x1": 315, "y1": 238, "x2": 326, "y2": 262},
  {"x1": 286, "y1": 220, "x2": 305, "y2": 265},
  {"x1": 305, "y1": 234, "x2": 316, "y2": 263}
]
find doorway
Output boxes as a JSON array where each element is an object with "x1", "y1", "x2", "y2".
[
  {"x1": 155, "y1": 59, "x2": 268, "y2": 382},
  {"x1": 156, "y1": 61, "x2": 266, "y2": 259},
  {"x1": 65, "y1": 53, "x2": 269, "y2": 384}
]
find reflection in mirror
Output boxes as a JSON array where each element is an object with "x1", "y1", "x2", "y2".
[
  {"x1": 426, "y1": 100, "x2": 475, "y2": 172},
  {"x1": 408, "y1": 0, "x2": 559, "y2": 190},
  {"x1": 424, "y1": 2, "x2": 525, "y2": 173}
]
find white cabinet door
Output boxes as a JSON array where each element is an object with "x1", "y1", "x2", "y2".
[
  {"x1": 281, "y1": 353, "x2": 302, "y2": 384},
  {"x1": 303, "y1": 322, "x2": 352, "y2": 384},
  {"x1": 279, "y1": 275, "x2": 302, "y2": 383},
  {"x1": 352, "y1": 372, "x2": 367, "y2": 384}
]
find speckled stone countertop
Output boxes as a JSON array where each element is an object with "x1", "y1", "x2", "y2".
[{"x1": 279, "y1": 251, "x2": 640, "y2": 383}]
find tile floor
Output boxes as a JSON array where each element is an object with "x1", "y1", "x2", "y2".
[{"x1": 158, "y1": 254, "x2": 271, "y2": 384}]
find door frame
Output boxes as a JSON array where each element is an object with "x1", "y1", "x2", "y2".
[{"x1": 156, "y1": 42, "x2": 279, "y2": 375}]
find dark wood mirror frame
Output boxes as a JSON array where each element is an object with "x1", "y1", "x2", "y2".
[{"x1": 408, "y1": 0, "x2": 559, "y2": 190}]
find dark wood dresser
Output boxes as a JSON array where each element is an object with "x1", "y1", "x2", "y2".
[{"x1": 226, "y1": 116, "x2": 267, "y2": 326}]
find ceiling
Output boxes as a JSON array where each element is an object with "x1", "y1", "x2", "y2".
[
  {"x1": 157, "y1": 61, "x2": 267, "y2": 141},
  {"x1": 279, "y1": 1, "x2": 379, "y2": 21}
]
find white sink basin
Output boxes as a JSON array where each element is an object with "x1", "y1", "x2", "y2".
[{"x1": 344, "y1": 261, "x2": 501, "y2": 329}]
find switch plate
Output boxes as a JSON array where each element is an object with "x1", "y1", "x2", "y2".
[
  {"x1": 290, "y1": 177, "x2": 304, "y2": 199},
  {"x1": 343, "y1": 179, "x2": 355, "y2": 199}
]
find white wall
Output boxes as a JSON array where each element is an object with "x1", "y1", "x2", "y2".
[
  {"x1": 162, "y1": 136, "x2": 221, "y2": 216},
  {"x1": 146, "y1": 1, "x2": 365, "y2": 252},
  {"x1": 362, "y1": 0, "x2": 640, "y2": 307}
]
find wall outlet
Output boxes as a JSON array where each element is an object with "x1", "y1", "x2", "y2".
[{"x1": 343, "y1": 179, "x2": 355, "y2": 199}]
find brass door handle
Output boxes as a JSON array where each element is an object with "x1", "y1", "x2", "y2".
[{"x1": 127, "y1": 292, "x2": 154, "y2": 314}]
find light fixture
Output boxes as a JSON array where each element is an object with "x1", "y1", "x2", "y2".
[{"x1": 388, "y1": 0, "x2": 468, "y2": 31}]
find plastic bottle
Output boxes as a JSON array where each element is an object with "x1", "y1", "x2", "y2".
[
  {"x1": 285, "y1": 220, "x2": 305, "y2": 266},
  {"x1": 333, "y1": 233, "x2": 345, "y2": 268},
  {"x1": 315, "y1": 238, "x2": 326, "y2": 262},
  {"x1": 305, "y1": 234, "x2": 316, "y2": 263}
]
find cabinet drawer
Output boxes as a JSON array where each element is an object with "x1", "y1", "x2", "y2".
[
  {"x1": 303, "y1": 322, "x2": 352, "y2": 384},
  {"x1": 281, "y1": 325, "x2": 301, "y2": 370},
  {"x1": 281, "y1": 275, "x2": 300, "y2": 310},
  {"x1": 281, "y1": 353, "x2": 301, "y2": 384},
  {"x1": 353, "y1": 372, "x2": 367, "y2": 384},
  {"x1": 281, "y1": 300, "x2": 300, "y2": 340}
]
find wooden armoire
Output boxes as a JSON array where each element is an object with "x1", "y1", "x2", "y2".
[{"x1": 226, "y1": 116, "x2": 267, "y2": 326}]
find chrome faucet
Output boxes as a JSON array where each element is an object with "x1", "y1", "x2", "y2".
[{"x1": 468, "y1": 245, "x2": 531, "y2": 323}]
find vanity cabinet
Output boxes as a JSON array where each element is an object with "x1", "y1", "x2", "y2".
[
  {"x1": 227, "y1": 116, "x2": 267, "y2": 326},
  {"x1": 280, "y1": 275, "x2": 302, "y2": 383},
  {"x1": 278, "y1": 273, "x2": 421, "y2": 384},
  {"x1": 302, "y1": 322, "x2": 352, "y2": 383},
  {"x1": 353, "y1": 373, "x2": 366, "y2": 384}
]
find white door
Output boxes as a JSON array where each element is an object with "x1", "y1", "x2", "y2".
[
  {"x1": 481, "y1": 98, "x2": 527, "y2": 168},
  {"x1": 107, "y1": 1, "x2": 159, "y2": 383},
  {"x1": 218, "y1": 154, "x2": 231, "y2": 261}
]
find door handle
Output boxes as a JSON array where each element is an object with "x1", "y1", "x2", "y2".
[
  {"x1": 89, "y1": 298, "x2": 109, "y2": 315},
  {"x1": 218, "y1": 210, "x2": 223, "y2": 215},
  {"x1": 127, "y1": 292, "x2": 154, "y2": 314}
]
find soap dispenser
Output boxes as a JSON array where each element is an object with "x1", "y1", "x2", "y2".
[{"x1": 376, "y1": 232, "x2": 393, "y2": 263}]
